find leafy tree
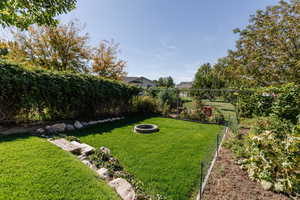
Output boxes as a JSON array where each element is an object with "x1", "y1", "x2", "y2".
[
  {"x1": 155, "y1": 76, "x2": 175, "y2": 88},
  {"x1": 92, "y1": 40, "x2": 127, "y2": 80},
  {"x1": 0, "y1": 0, "x2": 77, "y2": 29},
  {"x1": 193, "y1": 63, "x2": 225, "y2": 89},
  {"x1": 2, "y1": 21, "x2": 91, "y2": 72},
  {"x1": 227, "y1": 0, "x2": 300, "y2": 87}
]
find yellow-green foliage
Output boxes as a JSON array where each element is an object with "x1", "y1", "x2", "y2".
[{"x1": 241, "y1": 117, "x2": 300, "y2": 195}]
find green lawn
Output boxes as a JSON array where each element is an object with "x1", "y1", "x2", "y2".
[
  {"x1": 70, "y1": 117, "x2": 222, "y2": 200},
  {"x1": 0, "y1": 136, "x2": 119, "y2": 200},
  {"x1": 184, "y1": 100, "x2": 236, "y2": 120}
]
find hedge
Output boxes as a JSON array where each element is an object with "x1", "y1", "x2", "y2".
[{"x1": 0, "y1": 62, "x2": 140, "y2": 122}]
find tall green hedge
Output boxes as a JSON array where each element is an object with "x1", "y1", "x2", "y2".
[{"x1": 0, "y1": 62, "x2": 140, "y2": 122}]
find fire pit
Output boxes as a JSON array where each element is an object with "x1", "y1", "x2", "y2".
[{"x1": 134, "y1": 124, "x2": 159, "y2": 134}]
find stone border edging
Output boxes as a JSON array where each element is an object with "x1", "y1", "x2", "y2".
[
  {"x1": 196, "y1": 127, "x2": 229, "y2": 200},
  {"x1": 48, "y1": 137, "x2": 136, "y2": 200}
]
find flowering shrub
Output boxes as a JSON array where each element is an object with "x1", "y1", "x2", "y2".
[{"x1": 240, "y1": 117, "x2": 300, "y2": 195}]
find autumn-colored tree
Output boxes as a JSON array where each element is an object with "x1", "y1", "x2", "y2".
[
  {"x1": 92, "y1": 40, "x2": 127, "y2": 80},
  {"x1": 226, "y1": 0, "x2": 300, "y2": 87},
  {"x1": 0, "y1": 0, "x2": 77, "y2": 29},
  {"x1": 3, "y1": 21, "x2": 91, "y2": 72}
]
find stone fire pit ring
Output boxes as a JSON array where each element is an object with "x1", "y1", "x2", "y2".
[{"x1": 134, "y1": 124, "x2": 159, "y2": 134}]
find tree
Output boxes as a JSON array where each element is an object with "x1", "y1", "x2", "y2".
[
  {"x1": 92, "y1": 40, "x2": 127, "y2": 80},
  {"x1": 2, "y1": 21, "x2": 91, "y2": 72},
  {"x1": 227, "y1": 0, "x2": 300, "y2": 87},
  {"x1": 0, "y1": 0, "x2": 77, "y2": 29},
  {"x1": 155, "y1": 76, "x2": 175, "y2": 88},
  {"x1": 193, "y1": 63, "x2": 225, "y2": 89},
  {"x1": 192, "y1": 63, "x2": 226, "y2": 99}
]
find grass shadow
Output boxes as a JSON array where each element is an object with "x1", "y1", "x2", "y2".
[
  {"x1": 0, "y1": 133, "x2": 32, "y2": 143},
  {"x1": 67, "y1": 114, "x2": 155, "y2": 137}
]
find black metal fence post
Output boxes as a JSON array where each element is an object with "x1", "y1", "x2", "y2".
[
  {"x1": 216, "y1": 133, "x2": 220, "y2": 157},
  {"x1": 199, "y1": 161, "x2": 204, "y2": 200}
]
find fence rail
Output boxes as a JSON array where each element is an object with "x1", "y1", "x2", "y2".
[{"x1": 196, "y1": 127, "x2": 229, "y2": 200}]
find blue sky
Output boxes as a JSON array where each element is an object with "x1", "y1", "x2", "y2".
[{"x1": 8, "y1": 0, "x2": 280, "y2": 83}]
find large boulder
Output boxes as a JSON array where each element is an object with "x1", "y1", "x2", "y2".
[
  {"x1": 35, "y1": 128, "x2": 45, "y2": 134},
  {"x1": 51, "y1": 123, "x2": 66, "y2": 132},
  {"x1": 49, "y1": 138, "x2": 81, "y2": 154},
  {"x1": 74, "y1": 121, "x2": 83, "y2": 129},
  {"x1": 109, "y1": 178, "x2": 135, "y2": 200},
  {"x1": 66, "y1": 124, "x2": 75, "y2": 131},
  {"x1": 97, "y1": 168, "x2": 111, "y2": 180},
  {"x1": 71, "y1": 141, "x2": 95, "y2": 155}
]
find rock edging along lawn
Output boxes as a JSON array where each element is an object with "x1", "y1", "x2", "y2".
[
  {"x1": 34, "y1": 117, "x2": 125, "y2": 137},
  {"x1": 48, "y1": 133, "x2": 162, "y2": 200},
  {"x1": 49, "y1": 138, "x2": 136, "y2": 200}
]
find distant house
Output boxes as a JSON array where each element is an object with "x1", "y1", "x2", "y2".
[
  {"x1": 176, "y1": 82, "x2": 193, "y2": 97},
  {"x1": 123, "y1": 76, "x2": 156, "y2": 88}
]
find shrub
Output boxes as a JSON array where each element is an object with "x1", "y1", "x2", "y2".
[
  {"x1": 157, "y1": 89, "x2": 178, "y2": 109},
  {"x1": 0, "y1": 62, "x2": 140, "y2": 122},
  {"x1": 131, "y1": 96, "x2": 159, "y2": 114},
  {"x1": 239, "y1": 83, "x2": 300, "y2": 123},
  {"x1": 240, "y1": 117, "x2": 300, "y2": 195},
  {"x1": 271, "y1": 83, "x2": 300, "y2": 124}
]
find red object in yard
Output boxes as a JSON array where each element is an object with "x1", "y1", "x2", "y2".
[{"x1": 203, "y1": 106, "x2": 213, "y2": 117}]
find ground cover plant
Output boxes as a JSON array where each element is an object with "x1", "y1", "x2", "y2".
[
  {"x1": 0, "y1": 135, "x2": 119, "y2": 200},
  {"x1": 68, "y1": 116, "x2": 223, "y2": 200}
]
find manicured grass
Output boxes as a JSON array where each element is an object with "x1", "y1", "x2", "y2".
[
  {"x1": 0, "y1": 136, "x2": 119, "y2": 200},
  {"x1": 70, "y1": 117, "x2": 223, "y2": 200},
  {"x1": 184, "y1": 100, "x2": 236, "y2": 120}
]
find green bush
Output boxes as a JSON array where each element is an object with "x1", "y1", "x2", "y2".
[
  {"x1": 240, "y1": 117, "x2": 300, "y2": 195},
  {"x1": 157, "y1": 89, "x2": 178, "y2": 109},
  {"x1": 0, "y1": 62, "x2": 140, "y2": 122},
  {"x1": 131, "y1": 96, "x2": 159, "y2": 114},
  {"x1": 239, "y1": 83, "x2": 300, "y2": 123}
]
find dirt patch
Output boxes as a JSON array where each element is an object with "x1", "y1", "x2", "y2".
[{"x1": 202, "y1": 131, "x2": 290, "y2": 200}]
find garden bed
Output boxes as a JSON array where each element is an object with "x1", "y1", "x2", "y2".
[{"x1": 202, "y1": 130, "x2": 290, "y2": 200}]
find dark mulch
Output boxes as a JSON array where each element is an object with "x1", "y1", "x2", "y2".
[{"x1": 202, "y1": 130, "x2": 290, "y2": 200}]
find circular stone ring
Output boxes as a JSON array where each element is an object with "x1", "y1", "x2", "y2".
[{"x1": 134, "y1": 124, "x2": 159, "y2": 134}]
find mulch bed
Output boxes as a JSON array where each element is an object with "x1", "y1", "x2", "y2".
[{"x1": 202, "y1": 130, "x2": 290, "y2": 200}]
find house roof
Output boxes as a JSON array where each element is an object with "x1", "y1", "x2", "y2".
[
  {"x1": 123, "y1": 76, "x2": 154, "y2": 84},
  {"x1": 176, "y1": 82, "x2": 193, "y2": 89}
]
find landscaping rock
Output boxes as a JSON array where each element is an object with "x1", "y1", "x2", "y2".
[
  {"x1": 88, "y1": 121, "x2": 98, "y2": 125},
  {"x1": 66, "y1": 124, "x2": 75, "y2": 131},
  {"x1": 100, "y1": 146, "x2": 111, "y2": 155},
  {"x1": 35, "y1": 128, "x2": 45, "y2": 134},
  {"x1": 82, "y1": 122, "x2": 88, "y2": 127},
  {"x1": 49, "y1": 138, "x2": 81, "y2": 154},
  {"x1": 77, "y1": 154, "x2": 87, "y2": 161},
  {"x1": 261, "y1": 180, "x2": 272, "y2": 190},
  {"x1": 109, "y1": 178, "x2": 135, "y2": 200},
  {"x1": 50, "y1": 123, "x2": 66, "y2": 132},
  {"x1": 45, "y1": 125, "x2": 55, "y2": 133},
  {"x1": 71, "y1": 141, "x2": 95, "y2": 155},
  {"x1": 81, "y1": 160, "x2": 97, "y2": 170},
  {"x1": 74, "y1": 121, "x2": 83, "y2": 129},
  {"x1": 97, "y1": 168, "x2": 111, "y2": 180}
]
